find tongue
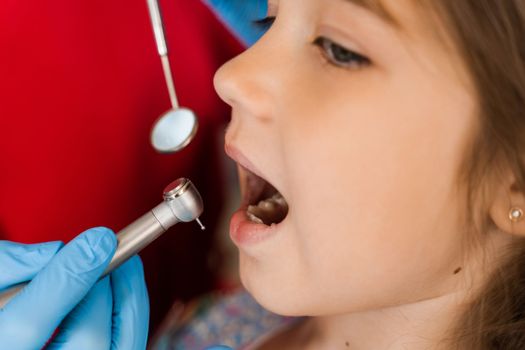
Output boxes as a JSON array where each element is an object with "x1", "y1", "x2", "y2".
[{"x1": 247, "y1": 192, "x2": 289, "y2": 225}]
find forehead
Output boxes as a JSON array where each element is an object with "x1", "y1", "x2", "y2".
[
  {"x1": 344, "y1": 0, "x2": 437, "y2": 30},
  {"x1": 346, "y1": 0, "x2": 448, "y2": 45}
]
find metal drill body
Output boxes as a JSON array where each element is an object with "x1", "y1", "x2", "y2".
[{"x1": 0, "y1": 178, "x2": 203, "y2": 308}]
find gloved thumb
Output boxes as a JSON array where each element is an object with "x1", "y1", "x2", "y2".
[
  {"x1": 0, "y1": 240, "x2": 63, "y2": 290},
  {"x1": 0, "y1": 227, "x2": 117, "y2": 350}
]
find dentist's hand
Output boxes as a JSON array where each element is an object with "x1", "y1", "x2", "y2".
[
  {"x1": 0, "y1": 227, "x2": 149, "y2": 350},
  {"x1": 204, "y1": 0, "x2": 270, "y2": 46}
]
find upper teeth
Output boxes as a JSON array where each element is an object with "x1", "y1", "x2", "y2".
[{"x1": 246, "y1": 192, "x2": 288, "y2": 225}]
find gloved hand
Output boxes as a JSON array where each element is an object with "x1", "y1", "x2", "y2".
[
  {"x1": 204, "y1": 0, "x2": 270, "y2": 46},
  {"x1": 0, "y1": 227, "x2": 149, "y2": 350}
]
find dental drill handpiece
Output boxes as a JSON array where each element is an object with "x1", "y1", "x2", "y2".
[{"x1": 0, "y1": 178, "x2": 204, "y2": 309}]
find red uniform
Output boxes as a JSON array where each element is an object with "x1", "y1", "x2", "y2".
[{"x1": 0, "y1": 0, "x2": 242, "y2": 331}]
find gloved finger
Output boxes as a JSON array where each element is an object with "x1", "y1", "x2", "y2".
[
  {"x1": 46, "y1": 277, "x2": 113, "y2": 350},
  {"x1": 204, "y1": 0, "x2": 269, "y2": 46},
  {"x1": 0, "y1": 227, "x2": 116, "y2": 350},
  {"x1": 110, "y1": 255, "x2": 149, "y2": 350},
  {"x1": 0, "y1": 240, "x2": 63, "y2": 290}
]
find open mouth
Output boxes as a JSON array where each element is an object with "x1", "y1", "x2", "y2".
[{"x1": 240, "y1": 166, "x2": 289, "y2": 226}]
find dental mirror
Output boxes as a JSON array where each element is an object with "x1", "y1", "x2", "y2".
[{"x1": 147, "y1": 0, "x2": 198, "y2": 153}]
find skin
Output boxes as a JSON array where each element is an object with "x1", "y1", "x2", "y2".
[{"x1": 214, "y1": 0, "x2": 515, "y2": 348}]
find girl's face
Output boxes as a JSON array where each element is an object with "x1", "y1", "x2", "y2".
[{"x1": 215, "y1": 0, "x2": 480, "y2": 316}]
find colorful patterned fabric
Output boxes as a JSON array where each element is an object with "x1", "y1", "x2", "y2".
[{"x1": 152, "y1": 289, "x2": 302, "y2": 350}]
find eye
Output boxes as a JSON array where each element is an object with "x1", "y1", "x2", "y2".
[
  {"x1": 253, "y1": 16, "x2": 276, "y2": 30},
  {"x1": 313, "y1": 37, "x2": 370, "y2": 69}
]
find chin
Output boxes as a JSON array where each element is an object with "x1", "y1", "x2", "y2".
[{"x1": 238, "y1": 253, "x2": 312, "y2": 317}]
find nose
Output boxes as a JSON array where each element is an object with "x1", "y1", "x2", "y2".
[{"x1": 213, "y1": 39, "x2": 276, "y2": 119}]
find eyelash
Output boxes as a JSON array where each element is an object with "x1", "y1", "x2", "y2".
[
  {"x1": 313, "y1": 37, "x2": 370, "y2": 70},
  {"x1": 253, "y1": 16, "x2": 276, "y2": 30},
  {"x1": 253, "y1": 16, "x2": 371, "y2": 70}
]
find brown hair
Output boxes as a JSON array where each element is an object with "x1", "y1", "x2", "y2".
[{"x1": 425, "y1": 1, "x2": 525, "y2": 349}]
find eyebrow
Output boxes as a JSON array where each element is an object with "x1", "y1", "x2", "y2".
[{"x1": 343, "y1": 0, "x2": 399, "y2": 26}]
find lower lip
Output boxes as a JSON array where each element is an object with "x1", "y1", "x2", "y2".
[{"x1": 229, "y1": 208, "x2": 281, "y2": 246}]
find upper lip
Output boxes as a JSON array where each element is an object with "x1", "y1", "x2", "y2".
[
  {"x1": 224, "y1": 143, "x2": 268, "y2": 182},
  {"x1": 225, "y1": 143, "x2": 290, "y2": 218}
]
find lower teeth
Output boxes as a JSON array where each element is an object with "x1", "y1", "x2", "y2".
[
  {"x1": 246, "y1": 192, "x2": 288, "y2": 225},
  {"x1": 247, "y1": 212, "x2": 264, "y2": 224}
]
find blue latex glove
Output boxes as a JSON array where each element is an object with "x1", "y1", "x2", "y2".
[
  {"x1": 204, "y1": 0, "x2": 270, "y2": 46},
  {"x1": 0, "y1": 227, "x2": 149, "y2": 350}
]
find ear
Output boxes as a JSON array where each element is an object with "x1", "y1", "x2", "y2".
[{"x1": 489, "y1": 173, "x2": 525, "y2": 236}]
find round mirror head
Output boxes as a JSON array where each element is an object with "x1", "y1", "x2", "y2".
[{"x1": 151, "y1": 108, "x2": 198, "y2": 153}]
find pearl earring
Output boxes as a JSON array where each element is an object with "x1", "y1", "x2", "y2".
[{"x1": 509, "y1": 207, "x2": 524, "y2": 223}]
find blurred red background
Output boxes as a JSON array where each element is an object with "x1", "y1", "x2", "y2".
[{"x1": 0, "y1": 0, "x2": 242, "y2": 333}]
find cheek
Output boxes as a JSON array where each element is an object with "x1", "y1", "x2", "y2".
[
  {"x1": 271, "y1": 84, "x2": 475, "y2": 312},
  {"x1": 285, "y1": 96, "x2": 467, "y2": 228},
  {"x1": 282, "y1": 65, "x2": 475, "y2": 239}
]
